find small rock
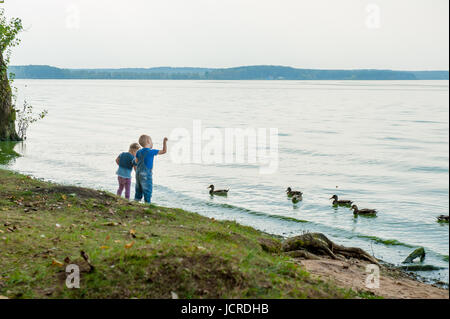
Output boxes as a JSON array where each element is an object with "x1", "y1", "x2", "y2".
[{"x1": 43, "y1": 288, "x2": 55, "y2": 296}]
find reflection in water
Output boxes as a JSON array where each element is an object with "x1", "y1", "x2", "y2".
[{"x1": 0, "y1": 141, "x2": 22, "y2": 166}]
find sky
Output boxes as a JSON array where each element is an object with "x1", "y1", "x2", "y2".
[{"x1": 2, "y1": 0, "x2": 449, "y2": 70}]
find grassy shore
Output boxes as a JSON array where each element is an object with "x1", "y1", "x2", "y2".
[{"x1": 0, "y1": 169, "x2": 365, "y2": 299}]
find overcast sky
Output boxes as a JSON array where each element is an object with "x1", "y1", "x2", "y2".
[{"x1": 3, "y1": 0, "x2": 449, "y2": 70}]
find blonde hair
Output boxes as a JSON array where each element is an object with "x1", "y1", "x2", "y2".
[
  {"x1": 129, "y1": 143, "x2": 140, "y2": 152},
  {"x1": 138, "y1": 134, "x2": 152, "y2": 147}
]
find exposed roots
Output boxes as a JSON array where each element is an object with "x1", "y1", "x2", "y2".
[{"x1": 283, "y1": 233, "x2": 379, "y2": 265}]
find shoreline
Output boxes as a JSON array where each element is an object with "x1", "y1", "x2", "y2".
[
  {"x1": 299, "y1": 258, "x2": 448, "y2": 299},
  {"x1": 0, "y1": 168, "x2": 448, "y2": 299}
]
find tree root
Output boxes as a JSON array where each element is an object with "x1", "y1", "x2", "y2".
[
  {"x1": 403, "y1": 247, "x2": 425, "y2": 264},
  {"x1": 284, "y1": 249, "x2": 321, "y2": 260},
  {"x1": 399, "y1": 265, "x2": 443, "y2": 271},
  {"x1": 282, "y1": 232, "x2": 379, "y2": 265}
]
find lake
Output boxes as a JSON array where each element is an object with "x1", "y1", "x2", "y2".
[{"x1": 2, "y1": 79, "x2": 449, "y2": 285}]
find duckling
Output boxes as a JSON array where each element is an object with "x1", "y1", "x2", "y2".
[
  {"x1": 330, "y1": 195, "x2": 353, "y2": 206},
  {"x1": 437, "y1": 215, "x2": 449, "y2": 223},
  {"x1": 351, "y1": 204, "x2": 377, "y2": 217},
  {"x1": 286, "y1": 187, "x2": 303, "y2": 198},
  {"x1": 207, "y1": 185, "x2": 229, "y2": 196},
  {"x1": 292, "y1": 194, "x2": 302, "y2": 204}
]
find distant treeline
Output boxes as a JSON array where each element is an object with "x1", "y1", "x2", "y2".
[{"x1": 8, "y1": 65, "x2": 449, "y2": 80}]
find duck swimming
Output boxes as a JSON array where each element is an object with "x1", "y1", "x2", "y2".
[
  {"x1": 292, "y1": 194, "x2": 302, "y2": 204},
  {"x1": 437, "y1": 215, "x2": 449, "y2": 223},
  {"x1": 207, "y1": 185, "x2": 229, "y2": 196},
  {"x1": 286, "y1": 187, "x2": 303, "y2": 198},
  {"x1": 330, "y1": 195, "x2": 353, "y2": 206},
  {"x1": 351, "y1": 204, "x2": 377, "y2": 217}
]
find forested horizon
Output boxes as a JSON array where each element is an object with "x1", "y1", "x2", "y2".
[{"x1": 9, "y1": 65, "x2": 449, "y2": 80}]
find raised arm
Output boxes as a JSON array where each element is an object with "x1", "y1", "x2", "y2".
[{"x1": 158, "y1": 137, "x2": 168, "y2": 155}]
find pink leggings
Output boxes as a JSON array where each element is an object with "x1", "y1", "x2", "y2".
[{"x1": 117, "y1": 176, "x2": 131, "y2": 199}]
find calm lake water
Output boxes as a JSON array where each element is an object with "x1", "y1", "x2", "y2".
[{"x1": 3, "y1": 79, "x2": 449, "y2": 285}]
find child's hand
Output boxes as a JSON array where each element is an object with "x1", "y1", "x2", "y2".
[{"x1": 159, "y1": 137, "x2": 168, "y2": 155}]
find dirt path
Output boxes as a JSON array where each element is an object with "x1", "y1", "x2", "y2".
[{"x1": 299, "y1": 258, "x2": 449, "y2": 299}]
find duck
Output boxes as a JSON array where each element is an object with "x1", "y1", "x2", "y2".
[
  {"x1": 292, "y1": 194, "x2": 302, "y2": 204},
  {"x1": 207, "y1": 185, "x2": 229, "y2": 196},
  {"x1": 286, "y1": 187, "x2": 303, "y2": 198},
  {"x1": 437, "y1": 215, "x2": 449, "y2": 223},
  {"x1": 351, "y1": 204, "x2": 377, "y2": 217},
  {"x1": 330, "y1": 195, "x2": 353, "y2": 206}
]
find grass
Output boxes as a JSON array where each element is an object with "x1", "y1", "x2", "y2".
[{"x1": 0, "y1": 169, "x2": 362, "y2": 299}]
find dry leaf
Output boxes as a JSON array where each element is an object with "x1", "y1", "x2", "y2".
[
  {"x1": 105, "y1": 235, "x2": 110, "y2": 241},
  {"x1": 103, "y1": 222, "x2": 119, "y2": 226},
  {"x1": 114, "y1": 240, "x2": 121, "y2": 243},
  {"x1": 52, "y1": 259, "x2": 64, "y2": 267},
  {"x1": 100, "y1": 245, "x2": 109, "y2": 249},
  {"x1": 124, "y1": 241, "x2": 135, "y2": 249},
  {"x1": 61, "y1": 194, "x2": 67, "y2": 200},
  {"x1": 0, "y1": 295, "x2": 8, "y2": 299},
  {"x1": 171, "y1": 292, "x2": 179, "y2": 299}
]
